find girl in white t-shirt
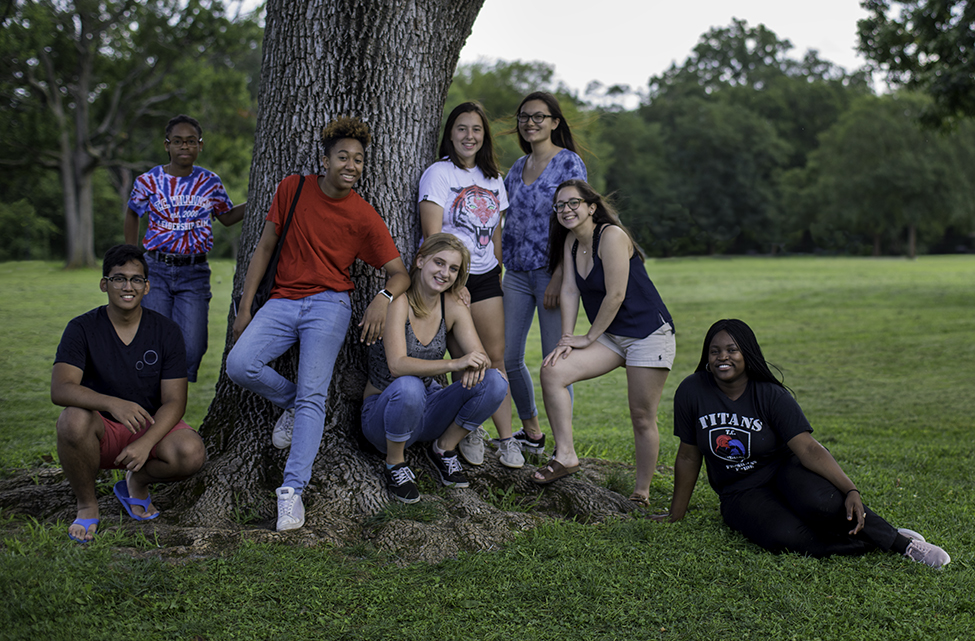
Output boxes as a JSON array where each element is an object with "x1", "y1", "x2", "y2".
[{"x1": 418, "y1": 102, "x2": 522, "y2": 469}]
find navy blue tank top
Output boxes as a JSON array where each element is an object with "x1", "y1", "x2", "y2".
[{"x1": 572, "y1": 225, "x2": 673, "y2": 339}]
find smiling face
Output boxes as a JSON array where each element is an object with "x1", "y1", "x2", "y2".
[
  {"x1": 450, "y1": 111, "x2": 484, "y2": 168},
  {"x1": 416, "y1": 249, "x2": 464, "y2": 294},
  {"x1": 165, "y1": 122, "x2": 202, "y2": 171},
  {"x1": 321, "y1": 138, "x2": 365, "y2": 197},
  {"x1": 100, "y1": 259, "x2": 149, "y2": 312},
  {"x1": 708, "y1": 330, "x2": 748, "y2": 389},
  {"x1": 554, "y1": 186, "x2": 595, "y2": 230},
  {"x1": 518, "y1": 99, "x2": 560, "y2": 146}
]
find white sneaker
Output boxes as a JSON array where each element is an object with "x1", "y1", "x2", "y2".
[
  {"x1": 458, "y1": 426, "x2": 488, "y2": 465},
  {"x1": 897, "y1": 527, "x2": 925, "y2": 542},
  {"x1": 275, "y1": 486, "x2": 305, "y2": 531},
  {"x1": 903, "y1": 539, "x2": 950, "y2": 568},
  {"x1": 497, "y1": 438, "x2": 525, "y2": 469},
  {"x1": 272, "y1": 409, "x2": 295, "y2": 449}
]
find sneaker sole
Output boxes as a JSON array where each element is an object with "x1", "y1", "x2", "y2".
[{"x1": 391, "y1": 493, "x2": 421, "y2": 504}]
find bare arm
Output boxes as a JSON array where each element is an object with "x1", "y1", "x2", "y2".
[
  {"x1": 216, "y1": 202, "x2": 246, "y2": 227},
  {"x1": 359, "y1": 257, "x2": 411, "y2": 345},
  {"x1": 52, "y1": 362, "x2": 154, "y2": 433},
  {"x1": 419, "y1": 200, "x2": 444, "y2": 239},
  {"x1": 232, "y1": 220, "x2": 279, "y2": 342},
  {"x1": 113, "y1": 377, "x2": 188, "y2": 472},
  {"x1": 492, "y1": 216, "x2": 503, "y2": 267},
  {"x1": 788, "y1": 431, "x2": 865, "y2": 534},
  {"x1": 542, "y1": 238, "x2": 581, "y2": 368},
  {"x1": 543, "y1": 262, "x2": 563, "y2": 310},
  {"x1": 561, "y1": 226, "x2": 631, "y2": 350},
  {"x1": 124, "y1": 208, "x2": 141, "y2": 246},
  {"x1": 383, "y1": 295, "x2": 488, "y2": 382},
  {"x1": 664, "y1": 442, "x2": 704, "y2": 522}
]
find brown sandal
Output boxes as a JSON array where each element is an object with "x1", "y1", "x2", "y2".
[{"x1": 531, "y1": 460, "x2": 580, "y2": 485}]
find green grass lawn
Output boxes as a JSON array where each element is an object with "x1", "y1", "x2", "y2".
[{"x1": 2, "y1": 256, "x2": 973, "y2": 640}]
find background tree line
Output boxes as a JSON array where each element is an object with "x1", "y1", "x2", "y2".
[{"x1": 2, "y1": 2, "x2": 973, "y2": 264}]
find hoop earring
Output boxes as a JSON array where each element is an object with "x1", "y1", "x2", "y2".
[{"x1": 705, "y1": 363, "x2": 710, "y2": 372}]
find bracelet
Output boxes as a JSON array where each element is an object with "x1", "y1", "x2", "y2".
[
  {"x1": 378, "y1": 288, "x2": 393, "y2": 303},
  {"x1": 846, "y1": 488, "x2": 860, "y2": 497}
]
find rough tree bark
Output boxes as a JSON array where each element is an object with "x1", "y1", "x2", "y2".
[{"x1": 0, "y1": 0, "x2": 647, "y2": 563}]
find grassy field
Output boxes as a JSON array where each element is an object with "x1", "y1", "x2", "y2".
[{"x1": 1, "y1": 256, "x2": 973, "y2": 640}]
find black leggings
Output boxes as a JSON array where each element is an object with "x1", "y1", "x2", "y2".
[{"x1": 720, "y1": 456, "x2": 899, "y2": 558}]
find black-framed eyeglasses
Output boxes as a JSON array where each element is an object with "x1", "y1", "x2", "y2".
[
  {"x1": 553, "y1": 198, "x2": 586, "y2": 213},
  {"x1": 104, "y1": 275, "x2": 148, "y2": 289},
  {"x1": 517, "y1": 112, "x2": 555, "y2": 124},
  {"x1": 166, "y1": 137, "x2": 201, "y2": 148}
]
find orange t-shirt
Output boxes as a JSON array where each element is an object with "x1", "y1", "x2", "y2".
[{"x1": 267, "y1": 174, "x2": 401, "y2": 300}]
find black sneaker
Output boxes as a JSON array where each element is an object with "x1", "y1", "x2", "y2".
[
  {"x1": 384, "y1": 463, "x2": 420, "y2": 504},
  {"x1": 513, "y1": 429, "x2": 545, "y2": 455},
  {"x1": 426, "y1": 444, "x2": 469, "y2": 488}
]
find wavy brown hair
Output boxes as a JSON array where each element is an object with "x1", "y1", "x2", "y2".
[{"x1": 547, "y1": 179, "x2": 643, "y2": 272}]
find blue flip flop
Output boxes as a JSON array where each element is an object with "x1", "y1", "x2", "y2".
[
  {"x1": 68, "y1": 517, "x2": 99, "y2": 543},
  {"x1": 113, "y1": 480, "x2": 160, "y2": 521}
]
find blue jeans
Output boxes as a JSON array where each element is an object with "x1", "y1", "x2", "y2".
[
  {"x1": 142, "y1": 254, "x2": 211, "y2": 382},
  {"x1": 226, "y1": 290, "x2": 352, "y2": 493},
  {"x1": 502, "y1": 268, "x2": 571, "y2": 420},
  {"x1": 360, "y1": 369, "x2": 508, "y2": 453}
]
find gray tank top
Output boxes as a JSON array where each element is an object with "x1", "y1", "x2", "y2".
[{"x1": 367, "y1": 293, "x2": 447, "y2": 391}]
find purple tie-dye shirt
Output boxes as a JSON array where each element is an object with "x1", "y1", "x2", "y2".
[{"x1": 502, "y1": 149, "x2": 587, "y2": 272}]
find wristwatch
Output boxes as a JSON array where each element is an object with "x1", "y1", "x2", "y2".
[{"x1": 378, "y1": 288, "x2": 393, "y2": 302}]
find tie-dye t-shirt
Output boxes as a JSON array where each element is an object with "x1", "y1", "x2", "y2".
[
  {"x1": 502, "y1": 149, "x2": 586, "y2": 272},
  {"x1": 418, "y1": 159, "x2": 508, "y2": 275},
  {"x1": 128, "y1": 165, "x2": 234, "y2": 254}
]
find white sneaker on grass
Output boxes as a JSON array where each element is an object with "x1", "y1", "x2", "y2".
[
  {"x1": 497, "y1": 438, "x2": 525, "y2": 468},
  {"x1": 903, "y1": 539, "x2": 950, "y2": 568},
  {"x1": 458, "y1": 426, "x2": 489, "y2": 465},
  {"x1": 272, "y1": 409, "x2": 295, "y2": 449},
  {"x1": 276, "y1": 486, "x2": 305, "y2": 532},
  {"x1": 896, "y1": 527, "x2": 925, "y2": 542}
]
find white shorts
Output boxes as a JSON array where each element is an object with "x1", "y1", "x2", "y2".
[{"x1": 596, "y1": 322, "x2": 675, "y2": 369}]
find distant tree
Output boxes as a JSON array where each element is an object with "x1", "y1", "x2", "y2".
[
  {"x1": 0, "y1": 0, "x2": 261, "y2": 267},
  {"x1": 803, "y1": 93, "x2": 967, "y2": 256},
  {"x1": 858, "y1": 0, "x2": 975, "y2": 126}
]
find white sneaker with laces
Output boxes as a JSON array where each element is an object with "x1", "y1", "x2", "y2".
[
  {"x1": 276, "y1": 486, "x2": 305, "y2": 532},
  {"x1": 497, "y1": 437, "x2": 525, "y2": 468},
  {"x1": 458, "y1": 426, "x2": 489, "y2": 465},
  {"x1": 903, "y1": 539, "x2": 950, "y2": 568},
  {"x1": 272, "y1": 409, "x2": 295, "y2": 449}
]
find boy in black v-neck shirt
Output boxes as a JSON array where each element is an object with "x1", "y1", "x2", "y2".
[{"x1": 52, "y1": 245, "x2": 205, "y2": 543}]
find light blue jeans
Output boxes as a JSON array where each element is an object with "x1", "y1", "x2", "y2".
[
  {"x1": 503, "y1": 268, "x2": 571, "y2": 420},
  {"x1": 226, "y1": 290, "x2": 352, "y2": 493},
  {"x1": 360, "y1": 369, "x2": 508, "y2": 452},
  {"x1": 142, "y1": 254, "x2": 211, "y2": 382}
]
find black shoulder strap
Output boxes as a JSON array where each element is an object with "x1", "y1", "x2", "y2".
[
  {"x1": 275, "y1": 174, "x2": 305, "y2": 247},
  {"x1": 440, "y1": 292, "x2": 446, "y2": 323}
]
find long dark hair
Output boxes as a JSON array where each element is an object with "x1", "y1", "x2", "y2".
[
  {"x1": 514, "y1": 91, "x2": 577, "y2": 155},
  {"x1": 696, "y1": 319, "x2": 785, "y2": 388},
  {"x1": 547, "y1": 179, "x2": 643, "y2": 272},
  {"x1": 437, "y1": 102, "x2": 501, "y2": 179}
]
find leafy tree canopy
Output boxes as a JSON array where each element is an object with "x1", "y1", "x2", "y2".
[{"x1": 858, "y1": 0, "x2": 975, "y2": 126}]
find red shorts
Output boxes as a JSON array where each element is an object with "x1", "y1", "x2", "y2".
[{"x1": 98, "y1": 414, "x2": 195, "y2": 470}]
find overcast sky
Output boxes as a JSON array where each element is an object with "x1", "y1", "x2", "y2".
[{"x1": 459, "y1": 0, "x2": 873, "y2": 100}]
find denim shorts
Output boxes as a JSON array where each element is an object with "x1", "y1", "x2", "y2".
[{"x1": 596, "y1": 322, "x2": 675, "y2": 368}]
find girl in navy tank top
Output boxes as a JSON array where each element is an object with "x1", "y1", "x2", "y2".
[{"x1": 533, "y1": 180, "x2": 675, "y2": 508}]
